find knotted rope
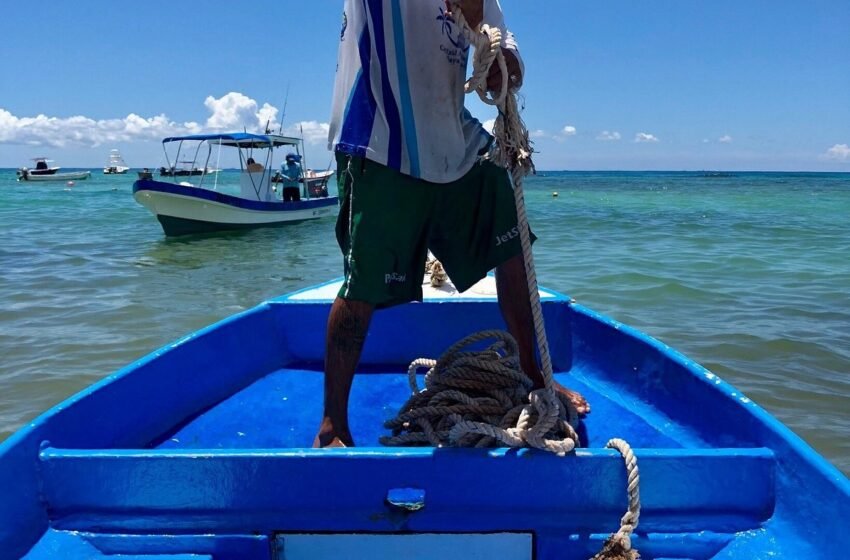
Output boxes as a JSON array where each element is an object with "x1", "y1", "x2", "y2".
[
  {"x1": 425, "y1": 254, "x2": 448, "y2": 288},
  {"x1": 591, "y1": 439, "x2": 641, "y2": 560},
  {"x1": 380, "y1": 330, "x2": 578, "y2": 454},
  {"x1": 383, "y1": 5, "x2": 641, "y2": 558}
]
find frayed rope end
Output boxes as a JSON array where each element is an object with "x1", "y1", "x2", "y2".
[{"x1": 589, "y1": 534, "x2": 639, "y2": 560}]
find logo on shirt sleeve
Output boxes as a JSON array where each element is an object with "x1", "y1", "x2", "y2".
[{"x1": 436, "y1": 7, "x2": 469, "y2": 66}]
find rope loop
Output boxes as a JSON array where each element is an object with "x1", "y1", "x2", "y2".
[{"x1": 381, "y1": 331, "x2": 578, "y2": 452}]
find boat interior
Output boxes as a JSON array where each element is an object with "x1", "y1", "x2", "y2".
[{"x1": 3, "y1": 284, "x2": 847, "y2": 559}]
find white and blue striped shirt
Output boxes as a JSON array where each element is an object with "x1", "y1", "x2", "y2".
[{"x1": 328, "y1": 0, "x2": 523, "y2": 184}]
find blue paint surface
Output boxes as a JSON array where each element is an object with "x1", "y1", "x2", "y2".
[{"x1": 1, "y1": 282, "x2": 848, "y2": 559}]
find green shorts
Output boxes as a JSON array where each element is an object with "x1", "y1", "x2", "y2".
[{"x1": 335, "y1": 152, "x2": 533, "y2": 308}]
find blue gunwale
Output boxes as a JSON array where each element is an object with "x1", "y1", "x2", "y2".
[{"x1": 2, "y1": 282, "x2": 848, "y2": 559}]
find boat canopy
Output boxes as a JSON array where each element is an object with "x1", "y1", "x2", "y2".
[{"x1": 161, "y1": 133, "x2": 300, "y2": 149}]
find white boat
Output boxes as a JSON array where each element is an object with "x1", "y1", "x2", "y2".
[
  {"x1": 16, "y1": 158, "x2": 91, "y2": 182},
  {"x1": 103, "y1": 149, "x2": 130, "y2": 174},
  {"x1": 133, "y1": 132, "x2": 339, "y2": 237},
  {"x1": 157, "y1": 163, "x2": 219, "y2": 177}
]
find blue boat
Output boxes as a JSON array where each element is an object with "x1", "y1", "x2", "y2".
[
  {"x1": 133, "y1": 133, "x2": 338, "y2": 237},
  {"x1": 1, "y1": 276, "x2": 848, "y2": 559}
]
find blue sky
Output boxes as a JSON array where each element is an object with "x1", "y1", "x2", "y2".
[{"x1": 1, "y1": 0, "x2": 848, "y2": 171}]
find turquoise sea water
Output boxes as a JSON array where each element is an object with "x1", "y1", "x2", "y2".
[{"x1": 1, "y1": 169, "x2": 848, "y2": 474}]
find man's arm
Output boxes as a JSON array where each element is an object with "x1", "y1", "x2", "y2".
[
  {"x1": 486, "y1": 48, "x2": 522, "y2": 92},
  {"x1": 450, "y1": 0, "x2": 484, "y2": 28},
  {"x1": 448, "y1": 0, "x2": 524, "y2": 92}
]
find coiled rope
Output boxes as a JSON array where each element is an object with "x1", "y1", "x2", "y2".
[
  {"x1": 381, "y1": 330, "x2": 580, "y2": 450},
  {"x1": 381, "y1": 5, "x2": 641, "y2": 558}
]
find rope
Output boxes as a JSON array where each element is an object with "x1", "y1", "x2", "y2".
[
  {"x1": 383, "y1": 5, "x2": 642, "y2": 557},
  {"x1": 590, "y1": 439, "x2": 641, "y2": 560},
  {"x1": 379, "y1": 330, "x2": 578, "y2": 454},
  {"x1": 453, "y1": 9, "x2": 553, "y2": 392},
  {"x1": 425, "y1": 255, "x2": 448, "y2": 287}
]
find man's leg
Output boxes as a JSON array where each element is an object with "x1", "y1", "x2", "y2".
[
  {"x1": 495, "y1": 253, "x2": 539, "y2": 379},
  {"x1": 316, "y1": 154, "x2": 434, "y2": 447},
  {"x1": 495, "y1": 253, "x2": 590, "y2": 415},
  {"x1": 313, "y1": 297, "x2": 374, "y2": 447}
]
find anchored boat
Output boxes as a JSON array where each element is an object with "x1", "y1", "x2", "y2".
[
  {"x1": 157, "y1": 163, "x2": 216, "y2": 177},
  {"x1": 16, "y1": 158, "x2": 91, "y2": 182},
  {"x1": 133, "y1": 133, "x2": 338, "y2": 237},
  {"x1": 103, "y1": 149, "x2": 130, "y2": 174},
  {"x1": 1, "y1": 275, "x2": 847, "y2": 559}
]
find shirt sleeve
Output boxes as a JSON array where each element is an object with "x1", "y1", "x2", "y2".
[{"x1": 482, "y1": 0, "x2": 525, "y2": 82}]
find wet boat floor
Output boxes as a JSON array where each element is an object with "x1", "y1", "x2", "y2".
[{"x1": 156, "y1": 365, "x2": 690, "y2": 450}]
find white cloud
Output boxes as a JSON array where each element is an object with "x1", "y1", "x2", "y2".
[
  {"x1": 482, "y1": 119, "x2": 496, "y2": 134},
  {"x1": 821, "y1": 143, "x2": 850, "y2": 162},
  {"x1": 718, "y1": 135, "x2": 733, "y2": 144},
  {"x1": 0, "y1": 92, "x2": 283, "y2": 149},
  {"x1": 257, "y1": 104, "x2": 280, "y2": 132},
  {"x1": 634, "y1": 132, "x2": 659, "y2": 143},
  {"x1": 204, "y1": 92, "x2": 278, "y2": 132},
  {"x1": 525, "y1": 126, "x2": 574, "y2": 142},
  {"x1": 597, "y1": 130, "x2": 621, "y2": 141},
  {"x1": 0, "y1": 108, "x2": 200, "y2": 148},
  {"x1": 283, "y1": 121, "x2": 331, "y2": 145}
]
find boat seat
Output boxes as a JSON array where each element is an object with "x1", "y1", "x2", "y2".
[
  {"x1": 240, "y1": 171, "x2": 274, "y2": 201},
  {"x1": 37, "y1": 446, "x2": 775, "y2": 535}
]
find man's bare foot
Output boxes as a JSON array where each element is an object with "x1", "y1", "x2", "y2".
[
  {"x1": 312, "y1": 433, "x2": 350, "y2": 448},
  {"x1": 552, "y1": 381, "x2": 591, "y2": 416},
  {"x1": 313, "y1": 418, "x2": 354, "y2": 448}
]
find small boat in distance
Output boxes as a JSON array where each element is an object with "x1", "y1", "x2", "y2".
[
  {"x1": 157, "y1": 162, "x2": 217, "y2": 177},
  {"x1": 133, "y1": 132, "x2": 338, "y2": 236},
  {"x1": 103, "y1": 149, "x2": 130, "y2": 174},
  {"x1": 16, "y1": 158, "x2": 91, "y2": 182}
]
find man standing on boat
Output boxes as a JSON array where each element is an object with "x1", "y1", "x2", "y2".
[
  {"x1": 316, "y1": 0, "x2": 588, "y2": 447},
  {"x1": 280, "y1": 153, "x2": 303, "y2": 202}
]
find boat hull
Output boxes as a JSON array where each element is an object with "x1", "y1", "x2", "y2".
[
  {"x1": 158, "y1": 167, "x2": 214, "y2": 177},
  {"x1": 133, "y1": 179, "x2": 338, "y2": 236},
  {"x1": 272, "y1": 169, "x2": 334, "y2": 184},
  {"x1": 1, "y1": 281, "x2": 847, "y2": 559},
  {"x1": 17, "y1": 170, "x2": 91, "y2": 182}
]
